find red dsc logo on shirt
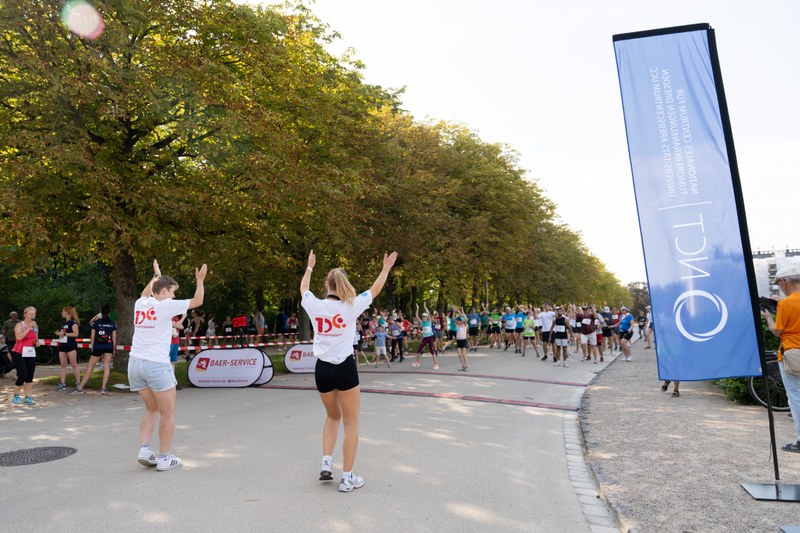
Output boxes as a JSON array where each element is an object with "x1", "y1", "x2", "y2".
[
  {"x1": 135, "y1": 308, "x2": 157, "y2": 325},
  {"x1": 315, "y1": 314, "x2": 345, "y2": 334}
]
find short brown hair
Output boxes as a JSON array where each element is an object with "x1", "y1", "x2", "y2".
[{"x1": 153, "y1": 276, "x2": 178, "y2": 295}]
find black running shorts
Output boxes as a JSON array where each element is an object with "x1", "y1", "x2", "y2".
[{"x1": 315, "y1": 355, "x2": 359, "y2": 393}]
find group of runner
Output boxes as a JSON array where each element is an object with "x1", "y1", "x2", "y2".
[{"x1": 352, "y1": 302, "x2": 645, "y2": 369}]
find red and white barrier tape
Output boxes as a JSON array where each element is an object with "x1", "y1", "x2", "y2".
[
  {"x1": 41, "y1": 339, "x2": 311, "y2": 351},
  {"x1": 185, "y1": 333, "x2": 300, "y2": 340}
]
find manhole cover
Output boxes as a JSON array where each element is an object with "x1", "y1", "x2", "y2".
[{"x1": 0, "y1": 447, "x2": 77, "y2": 467}]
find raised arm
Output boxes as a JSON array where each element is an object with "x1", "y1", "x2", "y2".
[
  {"x1": 369, "y1": 252, "x2": 398, "y2": 300},
  {"x1": 141, "y1": 259, "x2": 161, "y2": 298},
  {"x1": 415, "y1": 303, "x2": 420, "y2": 321},
  {"x1": 300, "y1": 250, "x2": 315, "y2": 296},
  {"x1": 187, "y1": 264, "x2": 208, "y2": 310}
]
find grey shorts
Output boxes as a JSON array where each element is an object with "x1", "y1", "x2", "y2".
[{"x1": 128, "y1": 358, "x2": 177, "y2": 392}]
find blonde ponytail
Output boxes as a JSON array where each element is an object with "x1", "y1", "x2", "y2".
[
  {"x1": 325, "y1": 268, "x2": 357, "y2": 304},
  {"x1": 62, "y1": 305, "x2": 80, "y2": 324}
]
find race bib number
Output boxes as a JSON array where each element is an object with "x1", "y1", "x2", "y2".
[
  {"x1": 555, "y1": 325, "x2": 566, "y2": 333},
  {"x1": 59, "y1": 335, "x2": 67, "y2": 343},
  {"x1": 470, "y1": 319, "x2": 477, "y2": 326},
  {"x1": 423, "y1": 326, "x2": 433, "y2": 336},
  {"x1": 582, "y1": 318, "x2": 592, "y2": 325},
  {"x1": 22, "y1": 346, "x2": 35, "y2": 358}
]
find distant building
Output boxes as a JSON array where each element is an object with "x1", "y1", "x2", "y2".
[{"x1": 752, "y1": 249, "x2": 800, "y2": 297}]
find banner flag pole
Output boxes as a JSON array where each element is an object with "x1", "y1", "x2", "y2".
[{"x1": 613, "y1": 23, "x2": 799, "y2": 502}]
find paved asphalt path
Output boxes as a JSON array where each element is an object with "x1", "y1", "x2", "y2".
[{"x1": 1, "y1": 346, "x2": 618, "y2": 532}]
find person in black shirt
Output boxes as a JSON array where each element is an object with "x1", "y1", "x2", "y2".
[
  {"x1": 74, "y1": 304, "x2": 117, "y2": 395},
  {"x1": 55, "y1": 306, "x2": 81, "y2": 392}
]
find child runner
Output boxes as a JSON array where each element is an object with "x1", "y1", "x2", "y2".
[
  {"x1": 414, "y1": 303, "x2": 439, "y2": 369},
  {"x1": 300, "y1": 249, "x2": 397, "y2": 492},
  {"x1": 454, "y1": 310, "x2": 469, "y2": 371},
  {"x1": 521, "y1": 309, "x2": 538, "y2": 357},
  {"x1": 373, "y1": 325, "x2": 390, "y2": 367}
]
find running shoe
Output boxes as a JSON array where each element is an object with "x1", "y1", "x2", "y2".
[
  {"x1": 70, "y1": 388, "x2": 85, "y2": 395},
  {"x1": 338, "y1": 473, "x2": 365, "y2": 492},
  {"x1": 23, "y1": 396, "x2": 35, "y2": 405},
  {"x1": 553, "y1": 361, "x2": 561, "y2": 366},
  {"x1": 320, "y1": 457, "x2": 333, "y2": 480},
  {"x1": 563, "y1": 362, "x2": 569, "y2": 368},
  {"x1": 137, "y1": 447, "x2": 158, "y2": 467},
  {"x1": 433, "y1": 364, "x2": 440, "y2": 370},
  {"x1": 11, "y1": 395, "x2": 22, "y2": 405},
  {"x1": 100, "y1": 388, "x2": 108, "y2": 395},
  {"x1": 156, "y1": 454, "x2": 182, "y2": 471},
  {"x1": 412, "y1": 362, "x2": 420, "y2": 367},
  {"x1": 55, "y1": 383, "x2": 67, "y2": 392}
]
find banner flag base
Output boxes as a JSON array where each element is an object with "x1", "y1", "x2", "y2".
[{"x1": 741, "y1": 482, "x2": 800, "y2": 502}]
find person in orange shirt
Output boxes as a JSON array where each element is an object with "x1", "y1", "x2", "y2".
[{"x1": 763, "y1": 265, "x2": 800, "y2": 453}]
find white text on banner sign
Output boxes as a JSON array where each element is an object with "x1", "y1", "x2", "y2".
[
  {"x1": 613, "y1": 24, "x2": 760, "y2": 381},
  {"x1": 188, "y1": 347, "x2": 265, "y2": 387},
  {"x1": 284, "y1": 344, "x2": 317, "y2": 374}
]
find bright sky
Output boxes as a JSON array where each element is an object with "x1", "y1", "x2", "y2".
[{"x1": 257, "y1": 0, "x2": 800, "y2": 284}]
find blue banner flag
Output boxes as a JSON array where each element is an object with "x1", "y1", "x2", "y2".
[{"x1": 614, "y1": 24, "x2": 761, "y2": 381}]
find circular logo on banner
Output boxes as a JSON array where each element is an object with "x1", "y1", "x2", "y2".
[
  {"x1": 285, "y1": 344, "x2": 317, "y2": 373},
  {"x1": 673, "y1": 290, "x2": 728, "y2": 343},
  {"x1": 188, "y1": 347, "x2": 265, "y2": 387}
]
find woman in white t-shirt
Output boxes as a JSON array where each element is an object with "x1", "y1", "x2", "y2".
[{"x1": 300, "y1": 249, "x2": 397, "y2": 493}]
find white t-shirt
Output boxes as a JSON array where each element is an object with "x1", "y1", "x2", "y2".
[
  {"x1": 302, "y1": 290, "x2": 373, "y2": 364},
  {"x1": 130, "y1": 297, "x2": 190, "y2": 363},
  {"x1": 539, "y1": 311, "x2": 556, "y2": 331}
]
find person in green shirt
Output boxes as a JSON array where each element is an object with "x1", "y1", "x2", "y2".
[
  {"x1": 521, "y1": 308, "x2": 539, "y2": 357},
  {"x1": 486, "y1": 304, "x2": 502, "y2": 349}
]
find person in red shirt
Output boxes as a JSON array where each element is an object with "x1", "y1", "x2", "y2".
[{"x1": 575, "y1": 305, "x2": 598, "y2": 363}]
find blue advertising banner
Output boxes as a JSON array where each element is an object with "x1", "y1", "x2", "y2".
[{"x1": 614, "y1": 24, "x2": 761, "y2": 381}]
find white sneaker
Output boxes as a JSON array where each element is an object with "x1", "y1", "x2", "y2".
[
  {"x1": 338, "y1": 473, "x2": 365, "y2": 492},
  {"x1": 137, "y1": 447, "x2": 158, "y2": 467},
  {"x1": 563, "y1": 362, "x2": 569, "y2": 368},
  {"x1": 320, "y1": 457, "x2": 333, "y2": 481},
  {"x1": 156, "y1": 454, "x2": 182, "y2": 471},
  {"x1": 553, "y1": 361, "x2": 560, "y2": 366}
]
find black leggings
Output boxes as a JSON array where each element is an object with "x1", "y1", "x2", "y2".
[
  {"x1": 391, "y1": 338, "x2": 404, "y2": 358},
  {"x1": 12, "y1": 352, "x2": 36, "y2": 386}
]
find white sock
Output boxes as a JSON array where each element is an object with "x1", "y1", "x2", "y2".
[
  {"x1": 342, "y1": 470, "x2": 352, "y2": 479},
  {"x1": 323, "y1": 455, "x2": 332, "y2": 463}
]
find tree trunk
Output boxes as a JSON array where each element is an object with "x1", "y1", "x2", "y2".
[{"x1": 113, "y1": 250, "x2": 139, "y2": 370}]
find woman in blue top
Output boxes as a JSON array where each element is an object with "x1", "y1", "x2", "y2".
[
  {"x1": 618, "y1": 306, "x2": 635, "y2": 362},
  {"x1": 55, "y1": 306, "x2": 81, "y2": 392},
  {"x1": 414, "y1": 302, "x2": 440, "y2": 369}
]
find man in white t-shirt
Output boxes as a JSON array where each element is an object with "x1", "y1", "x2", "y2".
[
  {"x1": 130, "y1": 259, "x2": 207, "y2": 472},
  {"x1": 538, "y1": 304, "x2": 556, "y2": 361}
]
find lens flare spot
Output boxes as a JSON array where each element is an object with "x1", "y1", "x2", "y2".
[{"x1": 61, "y1": 0, "x2": 105, "y2": 40}]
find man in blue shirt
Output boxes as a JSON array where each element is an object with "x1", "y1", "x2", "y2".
[{"x1": 618, "y1": 306, "x2": 635, "y2": 362}]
